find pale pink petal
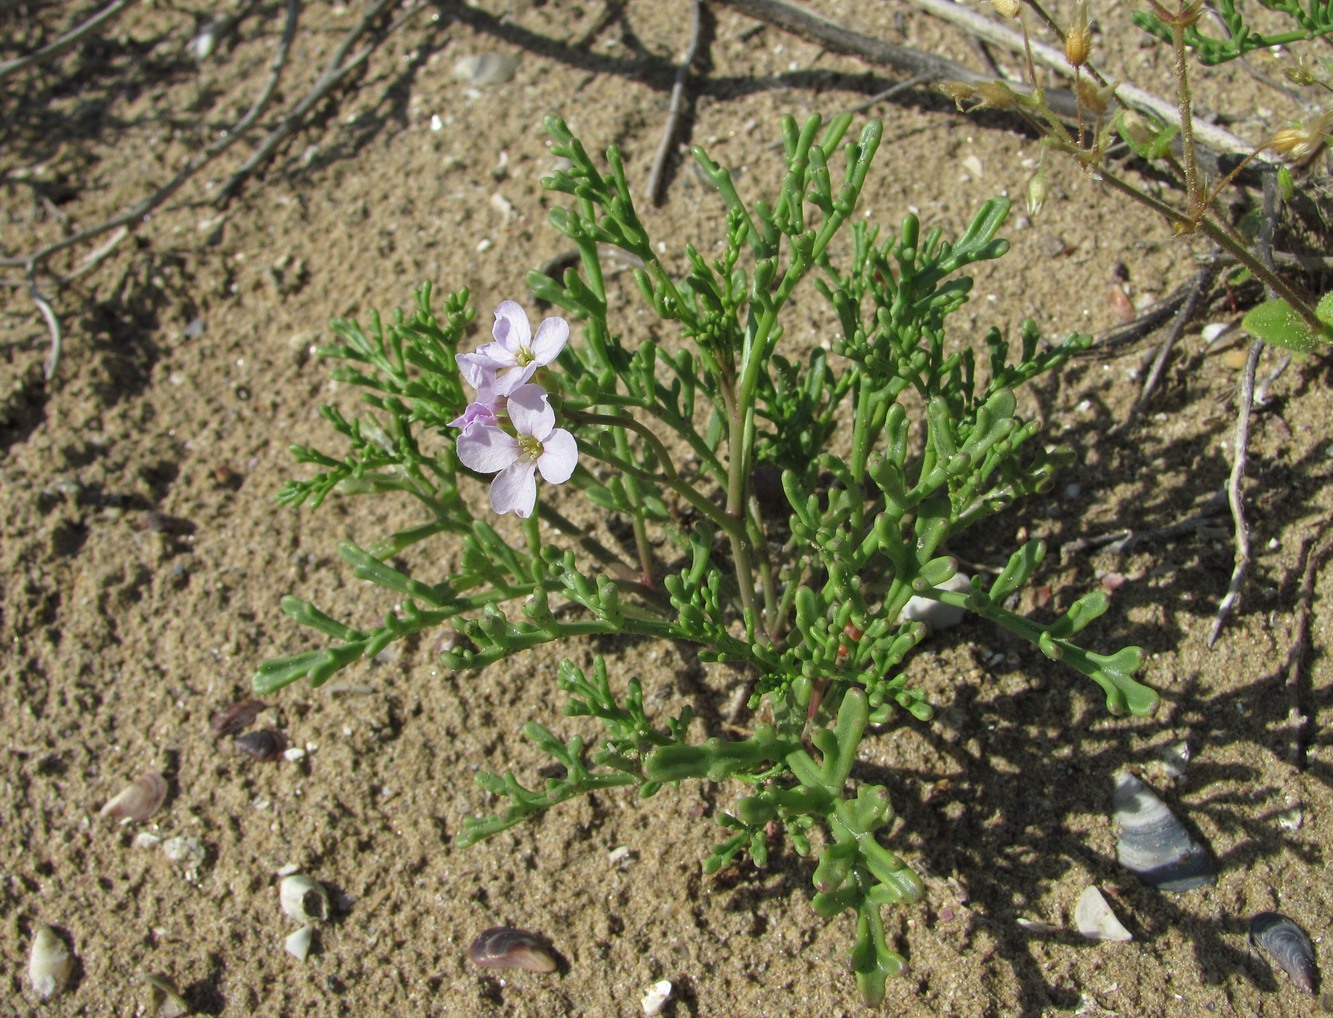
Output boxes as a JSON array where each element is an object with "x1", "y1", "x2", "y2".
[
  {"x1": 472, "y1": 339, "x2": 519, "y2": 370},
  {"x1": 507, "y1": 384, "x2": 555, "y2": 438},
  {"x1": 456, "y1": 424, "x2": 520, "y2": 473},
  {"x1": 529, "y1": 316, "x2": 569, "y2": 365},
  {"x1": 456, "y1": 352, "x2": 500, "y2": 390},
  {"x1": 488, "y1": 361, "x2": 538, "y2": 396},
  {"x1": 537, "y1": 428, "x2": 578, "y2": 484},
  {"x1": 490, "y1": 460, "x2": 538, "y2": 517},
  {"x1": 492, "y1": 300, "x2": 531, "y2": 355},
  {"x1": 448, "y1": 401, "x2": 497, "y2": 432}
]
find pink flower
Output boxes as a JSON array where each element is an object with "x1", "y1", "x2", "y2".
[
  {"x1": 467, "y1": 300, "x2": 569, "y2": 396},
  {"x1": 456, "y1": 384, "x2": 578, "y2": 518}
]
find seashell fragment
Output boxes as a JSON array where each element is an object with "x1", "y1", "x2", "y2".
[
  {"x1": 1074, "y1": 886, "x2": 1133, "y2": 942},
  {"x1": 100, "y1": 770, "x2": 168, "y2": 822},
  {"x1": 28, "y1": 925, "x2": 73, "y2": 1000},
  {"x1": 641, "y1": 979, "x2": 673, "y2": 1016},
  {"x1": 284, "y1": 924, "x2": 315, "y2": 962},
  {"x1": 279, "y1": 875, "x2": 330, "y2": 924},
  {"x1": 210, "y1": 699, "x2": 267, "y2": 736},
  {"x1": 1250, "y1": 912, "x2": 1317, "y2": 993},
  {"x1": 234, "y1": 729, "x2": 287, "y2": 761},
  {"x1": 468, "y1": 927, "x2": 557, "y2": 973},
  {"x1": 453, "y1": 53, "x2": 519, "y2": 87},
  {"x1": 144, "y1": 972, "x2": 191, "y2": 1018},
  {"x1": 1112, "y1": 769, "x2": 1216, "y2": 891},
  {"x1": 897, "y1": 572, "x2": 971, "y2": 633}
]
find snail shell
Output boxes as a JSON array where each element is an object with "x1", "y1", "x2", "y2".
[
  {"x1": 1112, "y1": 769, "x2": 1216, "y2": 891},
  {"x1": 28, "y1": 925, "x2": 73, "y2": 1000},
  {"x1": 1250, "y1": 912, "x2": 1317, "y2": 993},
  {"x1": 279, "y1": 875, "x2": 330, "y2": 923},
  {"x1": 99, "y1": 770, "x2": 168, "y2": 822},
  {"x1": 468, "y1": 927, "x2": 557, "y2": 973}
]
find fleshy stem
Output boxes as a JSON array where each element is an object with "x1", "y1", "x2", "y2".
[{"x1": 568, "y1": 408, "x2": 743, "y2": 542}]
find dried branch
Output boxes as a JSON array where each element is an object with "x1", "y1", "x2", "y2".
[
  {"x1": 213, "y1": 0, "x2": 423, "y2": 203},
  {"x1": 904, "y1": 0, "x2": 1271, "y2": 160},
  {"x1": 1207, "y1": 337, "x2": 1262, "y2": 646},
  {"x1": 1, "y1": 0, "x2": 301, "y2": 378},
  {"x1": 0, "y1": 0, "x2": 133, "y2": 82},
  {"x1": 1123, "y1": 257, "x2": 1221, "y2": 424},
  {"x1": 647, "y1": 0, "x2": 708, "y2": 206}
]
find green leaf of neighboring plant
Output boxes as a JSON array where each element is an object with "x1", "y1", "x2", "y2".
[{"x1": 1242, "y1": 298, "x2": 1332, "y2": 353}]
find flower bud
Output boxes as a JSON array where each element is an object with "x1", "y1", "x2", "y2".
[
  {"x1": 990, "y1": 0, "x2": 1021, "y2": 17},
  {"x1": 1064, "y1": 2, "x2": 1091, "y2": 68},
  {"x1": 1025, "y1": 168, "x2": 1048, "y2": 217},
  {"x1": 1076, "y1": 79, "x2": 1114, "y2": 117}
]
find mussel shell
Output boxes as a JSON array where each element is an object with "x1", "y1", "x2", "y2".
[
  {"x1": 210, "y1": 698, "x2": 267, "y2": 736},
  {"x1": 1250, "y1": 912, "x2": 1317, "y2": 993},
  {"x1": 1112, "y1": 770, "x2": 1216, "y2": 891},
  {"x1": 234, "y1": 729, "x2": 287, "y2": 761},
  {"x1": 468, "y1": 927, "x2": 557, "y2": 973},
  {"x1": 99, "y1": 770, "x2": 168, "y2": 822},
  {"x1": 28, "y1": 925, "x2": 73, "y2": 1000}
]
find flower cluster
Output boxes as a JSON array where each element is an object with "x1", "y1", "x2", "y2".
[{"x1": 451, "y1": 301, "x2": 578, "y2": 518}]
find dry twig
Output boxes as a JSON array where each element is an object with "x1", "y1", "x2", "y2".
[
  {"x1": 213, "y1": 0, "x2": 424, "y2": 203},
  {"x1": 2, "y1": 0, "x2": 302, "y2": 378},
  {"x1": 1283, "y1": 528, "x2": 1331, "y2": 767},
  {"x1": 0, "y1": 0, "x2": 132, "y2": 81},
  {"x1": 647, "y1": 0, "x2": 709, "y2": 206},
  {"x1": 904, "y1": 0, "x2": 1272, "y2": 160},
  {"x1": 1207, "y1": 336, "x2": 1262, "y2": 646},
  {"x1": 1122, "y1": 258, "x2": 1221, "y2": 425}
]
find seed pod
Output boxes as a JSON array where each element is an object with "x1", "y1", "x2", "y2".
[
  {"x1": 100, "y1": 770, "x2": 168, "y2": 822},
  {"x1": 468, "y1": 927, "x2": 557, "y2": 973},
  {"x1": 210, "y1": 699, "x2": 267, "y2": 736},
  {"x1": 279, "y1": 875, "x2": 330, "y2": 923},
  {"x1": 1250, "y1": 912, "x2": 1317, "y2": 993},
  {"x1": 235, "y1": 729, "x2": 286, "y2": 761},
  {"x1": 28, "y1": 926, "x2": 73, "y2": 1000}
]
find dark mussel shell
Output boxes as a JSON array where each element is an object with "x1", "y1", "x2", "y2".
[
  {"x1": 1112, "y1": 770, "x2": 1216, "y2": 892},
  {"x1": 1250, "y1": 912, "x2": 1317, "y2": 993},
  {"x1": 468, "y1": 927, "x2": 557, "y2": 973},
  {"x1": 234, "y1": 729, "x2": 287, "y2": 761},
  {"x1": 210, "y1": 698, "x2": 267, "y2": 736}
]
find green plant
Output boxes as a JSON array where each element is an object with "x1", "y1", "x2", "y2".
[{"x1": 256, "y1": 113, "x2": 1156, "y2": 1005}]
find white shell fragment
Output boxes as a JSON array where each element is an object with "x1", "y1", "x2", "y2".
[
  {"x1": 28, "y1": 925, "x2": 73, "y2": 1000},
  {"x1": 1157, "y1": 741, "x2": 1191, "y2": 779},
  {"x1": 452, "y1": 54, "x2": 519, "y2": 87},
  {"x1": 898, "y1": 572, "x2": 971, "y2": 632},
  {"x1": 1112, "y1": 769, "x2": 1216, "y2": 891},
  {"x1": 99, "y1": 770, "x2": 168, "y2": 822},
  {"x1": 279, "y1": 874, "x2": 330, "y2": 923},
  {"x1": 162, "y1": 836, "x2": 207, "y2": 869},
  {"x1": 144, "y1": 972, "x2": 191, "y2": 1018},
  {"x1": 284, "y1": 924, "x2": 315, "y2": 962},
  {"x1": 1074, "y1": 886, "x2": 1133, "y2": 942},
  {"x1": 641, "y1": 979, "x2": 673, "y2": 1016}
]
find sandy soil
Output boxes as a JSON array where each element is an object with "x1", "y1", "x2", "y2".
[{"x1": 3, "y1": 2, "x2": 1332, "y2": 1015}]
